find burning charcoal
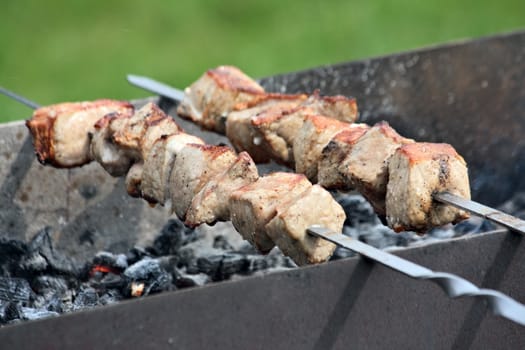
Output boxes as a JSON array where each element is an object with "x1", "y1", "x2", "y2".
[
  {"x1": 0, "y1": 238, "x2": 28, "y2": 274},
  {"x1": 174, "y1": 270, "x2": 210, "y2": 289},
  {"x1": 18, "y1": 251, "x2": 48, "y2": 274},
  {"x1": 73, "y1": 287, "x2": 99, "y2": 310},
  {"x1": 123, "y1": 258, "x2": 172, "y2": 296},
  {"x1": 0, "y1": 301, "x2": 22, "y2": 324},
  {"x1": 184, "y1": 258, "x2": 200, "y2": 275},
  {"x1": 90, "y1": 272, "x2": 126, "y2": 291},
  {"x1": 31, "y1": 276, "x2": 70, "y2": 298},
  {"x1": 213, "y1": 235, "x2": 234, "y2": 251},
  {"x1": 220, "y1": 253, "x2": 248, "y2": 277},
  {"x1": 197, "y1": 253, "x2": 250, "y2": 281},
  {"x1": 0, "y1": 277, "x2": 32, "y2": 303},
  {"x1": 359, "y1": 226, "x2": 398, "y2": 249},
  {"x1": 93, "y1": 251, "x2": 128, "y2": 271},
  {"x1": 43, "y1": 295, "x2": 64, "y2": 314},
  {"x1": 196, "y1": 255, "x2": 223, "y2": 277},
  {"x1": 19, "y1": 307, "x2": 59, "y2": 321},
  {"x1": 396, "y1": 231, "x2": 422, "y2": 247},
  {"x1": 177, "y1": 247, "x2": 197, "y2": 270},
  {"x1": 126, "y1": 246, "x2": 152, "y2": 265},
  {"x1": 244, "y1": 254, "x2": 269, "y2": 272},
  {"x1": 130, "y1": 282, "x2": 145, "y2": 297},
  {"x1": 234, "y1": 242, "x2": 260, "y2": 255},
  {"x1": 151, "y1": 219, "x2": 198, "y2": 256},
  {"x1": 98, "y1": 289, "x2": 123, "y2": 306},
  {"x1": 337, "y1": 194, "x2": 380, "y2": 226},
  {"x1": 26, "y1": 227, "x2": 77, "y2": 276}
]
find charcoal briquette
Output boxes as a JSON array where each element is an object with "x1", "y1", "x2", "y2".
[
  {"x1": 174, "y1": 271, "x2": 210, "y2": 289},
  {"x1": 0, "y1": 277, "x2": 32, "y2": 303},
  {"x1": 28, "y1": 227, "x2": 77, "y2": 276},
  {"x1": 93, "y1": 251, "x2": 128, "y2": 271},
  {"x1": 20, "y1": 306, "x2": 59, "y2": 321},
  {"x1": 0, "y1": 301, "x2": 22, "y2": 324},
  {"x1": 213, "y1": 235, "x2": 234, "y2": 250},
  {"x1": 220, "y1": 253, "x2": 248, "y2": 276},
  {"x1": 73, "y1": 287, "x2": 99, "y2": 310}
]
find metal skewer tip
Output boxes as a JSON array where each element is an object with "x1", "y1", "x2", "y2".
[
  {"x1": 0, "y1": 87, "x2": 40, "y2": 110},
  {"x1": 126, "y1": 75, "x2": 185, "y2": 102}
]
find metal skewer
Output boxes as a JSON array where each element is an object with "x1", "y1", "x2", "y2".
[
  {"x1": 2, "y1": 85, "x2": 525, "y2": 326},
  {"x1": 307, "y1": 225, "x2": 525, "y2": 326},
  {"x1": 433, "y1": 191, "x2": 525, "y2": 234},
  {"x1": 125, "y1": 74, "x2": 525, "y2": 236},
  {"x1": 0, "y1": 86, "x2": 41, "y2": 109}
]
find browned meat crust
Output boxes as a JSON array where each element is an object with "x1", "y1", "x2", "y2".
[
  {"x1": 317, "y1": 124, "x2": 370, "y2": 189},
  {"x1": 230, "y1": 172, "x2": 311, "y2": 253},
  {"x1": 26, "y1": 100, "x2": 133, "y2": 167},
  {"x1": 341, "y1": 122, "x2": 414, "y2": 215},
  {"x1": 386, "y1": 143, "x2": 470, "y2": 232},
  {"x1": 177, "y1": 66, "x2": 266, "y2": 132}
]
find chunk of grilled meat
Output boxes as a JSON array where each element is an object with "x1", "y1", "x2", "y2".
[
  {"x1": 317, "y1": 124, "x2": 370, "y2": 189},
  {"x1": 111, "y1": 102, "x2": 181, "y2": 161},
  {"x1": 185, "y1": 151, "x2": 259, "y2": 227},
  {"x1": 26, "y1": 98, "x2": 348, "y2": 266},
  {"x1": 177, "y1": 66, "x2": 265, "y2": 133},
  {"x1": 293, "y1": 115, "x2": 355, "y2": 182},
  {"x1": 301, "y1": 91, "x2": 358, "y2": 123},
  {"x1": 340, "y1": 122, "x2": 414, "y2": 215},
  {"x1": 141, "y1": 133, "x2": 205, "y2": 205},
  {"x1": 246, "y1": 96, "x2": 359, "y2": 168},
  {"x1": 250, "y1": 106, "x2": 311, "y2": 166},
  {"x1": 230, "y1": 173, "x2": 311, "y2": 254},
  {"x1": 176, "y1": 66, "x2": 473, "y2": 233},
  {"x1": 226, "y1": 94, "x2": 307, "y2": 163},
  {"x1": 170, "y1": 144, "x2": 238, "y2": 220},
  {"x1": 125, "y1": 162, "x2": 144, "y2": 198},
  {"x1": 266, "y1": 184, "x2": 345, "y2": 265},
  {"x1": 90, "y1": 112, "x2": 136, "y2": 177},
  {"x1": 386, "y1": 143, "x2": 470, "y2": 232},
  {"x1": 26, "y1": 100, "x2": 133, "y2": 167}
]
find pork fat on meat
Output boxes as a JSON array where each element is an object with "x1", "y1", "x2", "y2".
[
  {"x1": 177, "y1": 65, "x2": 265, "y2": 132},
  {"x1": 26, "y1": 100, "x2": 133, "y2": 167}
]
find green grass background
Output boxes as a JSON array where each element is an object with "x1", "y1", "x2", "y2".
[{"x1": 1, "y1": 0, "x2": 524, "y2": 122}]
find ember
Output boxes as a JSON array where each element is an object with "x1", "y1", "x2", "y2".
[
  {"x1": 0, "y1": 217, "x2": 295, "y2": 325},
  {"x1": 0, "y1": 188, "x2": 505, "y2": 326}
]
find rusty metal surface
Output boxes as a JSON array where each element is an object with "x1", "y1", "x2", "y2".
[
  {"x1": 259, "y1": 30, "x2": 525, "y2": 206},
  {"x1": 1, "y1": 229, "x2": 524, "y2": 349}
]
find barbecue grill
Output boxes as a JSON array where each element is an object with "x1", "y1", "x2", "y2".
[{"x1": 1, "y1": 30, "x2": 524, "y2": 348}]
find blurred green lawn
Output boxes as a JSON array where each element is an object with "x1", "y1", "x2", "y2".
[{"x1": 1, "y1": 0, "x2": 524, "y2": 122}]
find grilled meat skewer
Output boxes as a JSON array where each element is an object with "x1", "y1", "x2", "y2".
[
  {"x1": 26, "y1": 100, "x2": 134, "y2": 168},
  {"x1": 176, "y1": 66, "x2": 470, "y2": 232},
  {"x1": 26, "y1": 101, "x2": 345, "y2": 265}
]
